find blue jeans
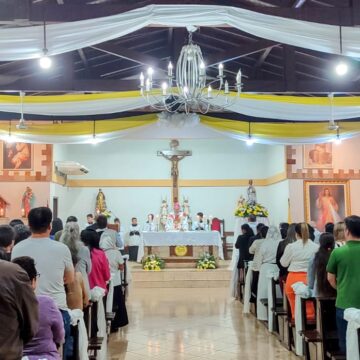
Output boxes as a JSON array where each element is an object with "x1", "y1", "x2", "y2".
[
  {"x1": 336, "y1": 307, "x2": 347, "y2": 354},
  {"x1": 60, "y1": 310, "x2": 72, "y2": 359}
]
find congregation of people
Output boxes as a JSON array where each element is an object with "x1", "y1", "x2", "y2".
[
  {"x1": 235, "y1": 215, "x2": 360, "y2": 356},
  {"x1": 0, "y1": 208, "x2": 129, "y2": 360}
]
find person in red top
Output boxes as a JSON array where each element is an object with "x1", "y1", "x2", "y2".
[{"x1": 80, "y1": 229, "x2": 110, "y2": 292}]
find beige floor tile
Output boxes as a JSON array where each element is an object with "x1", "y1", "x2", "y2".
[{"x1": 108, "y1": 287, "x2": 298, "y2": 360}]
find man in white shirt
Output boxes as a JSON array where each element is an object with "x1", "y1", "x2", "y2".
[{"x1": 12, "y1": 207, "x2": 74, "y2": 358}]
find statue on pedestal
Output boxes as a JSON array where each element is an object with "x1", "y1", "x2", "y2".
[
  {"x1": 95, "y1": 188, "x2": 107, "y2": 214},
  {"x1": 247, "y1": 179, "x2": 257, "y2": 205},
  {"x1": 22, "y1": 186, "x2": 35, "y2": 217}
]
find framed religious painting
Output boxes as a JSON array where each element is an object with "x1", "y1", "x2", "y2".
[
  {"x1": 303, "y1": 143, "x2": 333, "y2": 169},
  {"x1": 2, "y1": 142, "x2": 33, "y2": 170},
  {"x1": 304, "y1": 181, "x2": 350, "y2": 232}
]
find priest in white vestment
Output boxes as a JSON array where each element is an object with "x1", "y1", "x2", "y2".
[{"x1": 126, "y1": 217, "x2": 142, "y2": 261}]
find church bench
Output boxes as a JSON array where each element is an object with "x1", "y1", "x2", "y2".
[
  {"x1": 84, "y1": 302, "x2": 105, "y2": 357},
  {"x1": 270, "y1": 277, "x2": 286, "y2": 337},
  {"x1": 284, "y1": 296, "x2": 296, "y2": 352}
]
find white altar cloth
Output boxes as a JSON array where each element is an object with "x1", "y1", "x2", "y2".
[{"x1": 137, "y1": 231, "x2": 224, "y2": 262}]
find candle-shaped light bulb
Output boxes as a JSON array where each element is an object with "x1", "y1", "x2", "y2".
[
  {"x1": 168, "y1": 62, "x2": 173, "y2": 77},
  {"x1": 140, "y1": 72, "x2": 145, "y2": 87},
  {"x1": 147, "y1": 67, "x2": 153, "y2": 82},
  {"x1": 183, "y1": 86, "x2": 189, "y2": 97},
  {"x1": 200, "y1": 61, "x2": 205, "y2": 76},
  {"x1": 162, "y1": 82, "x2": 168, "y2": 96},
  {"x1": 145, "y1": 78, "x2": 150, "y2": 92},
  {"x1": 225, "y1": 80, "x2": 229, "y2": 94},
  {"x1": 207, "y1": 85, "x2": 212, "y2": 98},
  {"x1": 236, "y1": 69, "x2": 242, "y2": 84},
  {"x1": 218, "y1": 63, "x2": 224, "y2": 77}
]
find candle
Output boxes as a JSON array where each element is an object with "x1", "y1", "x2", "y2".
[
  {"x1": 140, "y1": 72, "x2": 144, "y2": 87},
  {"x1": 225, "y1": 80, "x2": 229, "y2": 94},
  {"x1": 183, "y1": 86, "x2": 189, "y2": 97},
  {"x1": 21, "y1": 208, "x2": 25, "y2": 217},
  {"x1": 162, "y1": 82, "x2": 168, "y2": 96},
  {"x1": 145, "y1": 78, "x2": 150, "y2": 92},
  {"x1": 207, "y1": 85, "x2": 212, "y2": 98},
  {"x1": 200, "y1": 61, "x2": 205, "y2": 76},
  {"x1": 0, "y1": 208, "x2": 4, "y2": 217},
  {"x1": 147, "y1": 67, "x2": 153, "y2": 82},
  {"x1": 236, "y1": 69, "x2": 242, "y2": 84},
  {"x1": 218, "y1": 63, "x2": 224, "y2": 77},
  {"x1": 168, "y1": 62, "x2": 173, "y2": 77}
]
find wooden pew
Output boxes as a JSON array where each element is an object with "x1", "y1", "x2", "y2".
[
  {"x1": 270, "y1": 277, "x2": 287, "y2": 338},
  {"x1": 284, "y1": 296, "x2": 296, "y2": 351},
  {"x1": 84, "y1": 302, "x2": 104, "y2": 358}
]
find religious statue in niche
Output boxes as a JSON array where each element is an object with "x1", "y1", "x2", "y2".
[
  {"x1": 95, "y1": 188, "x2": 107, "y2": 214},
  {"x1": 247, "y1": 179, "x2": 257, "y2": 205},
  {"x1": 21, "y1": 186, "x2": 35, "y2": 218},
  {"x1": 0, "y1": 196, "x2": 9, "y2": 218}
]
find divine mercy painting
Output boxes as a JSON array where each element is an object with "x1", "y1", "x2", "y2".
[
  {"x1": 2, "y1": 142, "x2": 32, "y2": 170},
  {"x1": 305, "y1": 181, "x2": 350, "y2": 232}
]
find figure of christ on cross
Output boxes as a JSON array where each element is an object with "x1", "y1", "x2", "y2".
[{"x1": 157, "y1": 139, "x2": 192, "y2": 205}]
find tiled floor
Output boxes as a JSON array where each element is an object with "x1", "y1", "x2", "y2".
[{"x1": 108, "y1": 288, "x2": 297, "y2": 359}]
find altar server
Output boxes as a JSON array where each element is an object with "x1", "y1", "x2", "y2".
[
  {"x1": 192, "y1": 212, "x2": 208, "y2": 231},
  {"x1": 143, "y1": 214, "x2": 156, "y2": 232},
  {"x1": 126, "y1": 217, "x2": 142, "y2": 261}
]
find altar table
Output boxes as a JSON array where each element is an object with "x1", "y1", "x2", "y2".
[{"x1": 137, "y1": 231, "x2": 224, "y2": 262}]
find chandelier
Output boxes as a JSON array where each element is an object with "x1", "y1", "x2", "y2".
[{"x1": 139, "y1": 30, "x2": 242, "y2": 114}]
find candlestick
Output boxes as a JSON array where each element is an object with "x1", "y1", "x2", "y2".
[
  {"x1": 145, "y1": 78, "x2": 150, "y2": 92},
  {"x1": 140, "y1": 72, "x2": 144, "y2": 87},
  {"x1": 200, "y1": 61, "x2": 205, "y2": 76},
  {"x1": 236, "y1": 69, "x2": 242, "y2": 84},
  {"x1": 225, "y1": 80, "x2": 229, "y2": 94},
  {"x1": 218, "y1": 63, "x2": 224, "y2": 77},
  {"x1": 162, "y1": 82, "x2": 168, "y2": 96},
  {"x1": 147, "y1": 67, "x2": 153, "y2": 83},
  {"x1": 168, "y1": 62, "x2": 173, "y2": 77},
  {"x1": 207, "y1": 85, "x2": 212, "y2": 98}
]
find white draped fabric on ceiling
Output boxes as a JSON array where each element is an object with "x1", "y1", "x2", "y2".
[
  {"x1": 2, "y1": 92, "x2": 360, "y2": 122},
  {"x1": 0, "y1": 4, "x2": 360, "y2": 61}
]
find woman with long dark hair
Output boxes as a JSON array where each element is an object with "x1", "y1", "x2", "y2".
[
  {"x1": 235, "y1": 224, "x2": 255, "y2": 283},
  {"x1": 280, "y1": 222, "x2": 319, "y2": 319},
  {"x1": 276, "y1": 224, "x2": 297, "y2": 292},
  {"x1": 308, "y1": 233, "x2": 336, "y2": 297}
]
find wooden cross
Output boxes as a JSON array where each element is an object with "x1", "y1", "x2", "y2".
[{"x1": 157, "y1": 139, "x2": 192, "y2": 204}]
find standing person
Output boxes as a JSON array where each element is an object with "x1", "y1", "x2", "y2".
[
  {"x1": 249, "y1": 226, "x2": 268, "y2": 303},
  {"x1": 50, "y1": 218, "x2": 63, "y2": 240},
  {"x1": 307, "y1": 233, "x2": 336, "y2": 298},
  {"x1": 247, "y1": 214, "x2": 258, "y2": 234},
  {"x1": 54, "y1": 216, "x2": 78, "y2": 241},
  {"x1": 325, "y1": 222, "x2": 335, "y2": 234},
  {"x1": 0, "y1": 225, "x2": 15, "y2": 260},
  {"x1": 280, "y1": 223, "x2": 318, "y2": 319},
  {"x1": 81, "y1": 229, "x2": 110, "y2": 292},
  {"x1": 95, "y1": 215, "x2": 122, "y2": 248},
  {"x1": 248, "y1": 223, "x2": 265, "y2": 248},
  {"x1": 13, "y1": 223, "x2": 31, "y2": 245},
  {"x1": 235, "y1": 224, "x2": 255, "y2": 282},
  {"x1": 279, "y1": 223, "x2": 289, "y2": 240},
  {"x1": 257, "y1": 226, "x2": 282, "y2": 321},
  {"x1": 114, "y1": 218, "x2": 125, "y2": 251},
  {"x1": 12, "y1": 256, "x2": 65, "y2": 360},
  {"x1": 85, "y1": 213, "x2": 94, "y2": 228},
  {"x1": 0, "y1": 259, "x2": 38, "y2": 360},
  {"x1": 100, "y1": 231, "x2": 129, "y2": 332},
  {"x1": 276, "y1": 224, "x2": 297, "y2": 292},
  {"x1": 126, "y1": 217, "x2": 142, "y2": 262},
  {"x1": 11, "y1": 207, "x2": 74, "y2": 359},
  {"x1": 327, "y1": 215, "x2": 360, "y2": 354},
  {"x1": 333, "y1": 221, "x2": 346, "y2": 247},
  {"x1": 60, "y1": 222, "x2": 92, "y2": 302}
]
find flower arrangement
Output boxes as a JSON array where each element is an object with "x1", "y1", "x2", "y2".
[
  {"x1": 142, "y1": 254, "x2": 165, "y2": 271},
  {"x1": 101, "y1": 209, "x2": 112, "y2": 219},
  {"x1": 234, "y1": 202, "x2": 269, "y2": 218},
  {"x1": 196, "y1": 253, "x2": 218, "y2": 270}
]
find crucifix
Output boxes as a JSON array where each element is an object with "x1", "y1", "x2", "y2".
[{"x1": 157, "y1": 139, "x2": 192, "y2": 204}]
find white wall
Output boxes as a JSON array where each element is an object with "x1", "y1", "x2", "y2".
[
  {"x1": 264, "y1": 180, "x2": 289, "y2": 225},
  {"x1": 52, "y1": 139, "x2": 287, "y2": 231}
]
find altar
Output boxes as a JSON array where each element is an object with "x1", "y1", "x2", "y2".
[{"x1": 137, "y1": 231, "x2": 224, "y2": 262}]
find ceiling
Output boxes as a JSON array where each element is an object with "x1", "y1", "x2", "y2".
[{"x1": 0, "y1": 0, "x2": 359, "y2": 100}]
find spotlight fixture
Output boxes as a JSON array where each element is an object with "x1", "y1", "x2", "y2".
[
  {"x1": 334, "y1": 26, "x2": 348, "y2": 76},
  {"x1": 246, "y1": 122, "x2": 255, "y2": 146},
  {"x1": 39, "y1": 19, "x2": 52, "y2": 70}
]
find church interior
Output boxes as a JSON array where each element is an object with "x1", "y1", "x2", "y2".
[{"x1": 1, "y1": 1, "x2": 360, "y2": 359}]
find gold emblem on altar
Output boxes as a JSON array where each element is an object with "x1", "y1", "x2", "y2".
[{"x1": 174, "y1": 246, "x2": 188, "y2": 257}]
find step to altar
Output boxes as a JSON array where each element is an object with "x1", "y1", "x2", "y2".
[{"x1": 130, "y1": 260, "x2": 232, "y2": 288}]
